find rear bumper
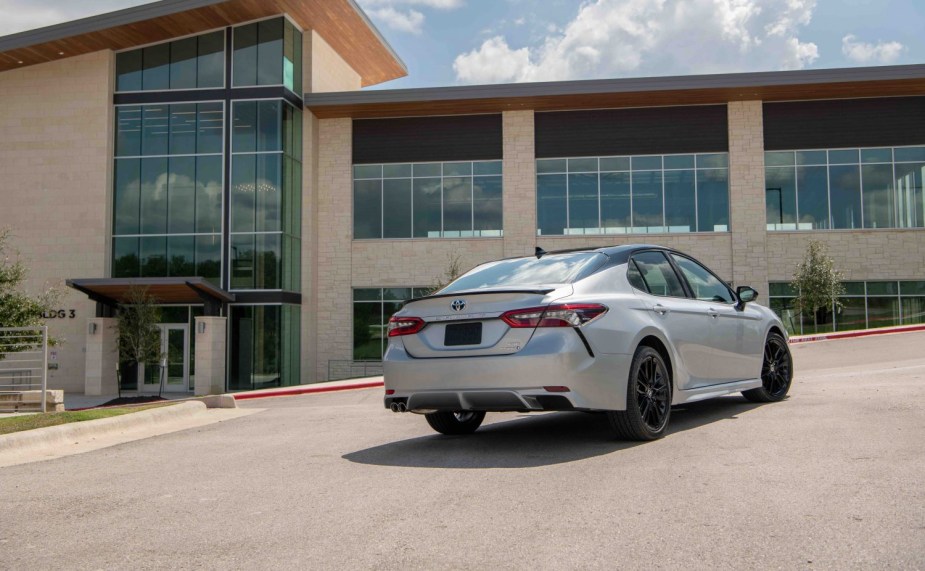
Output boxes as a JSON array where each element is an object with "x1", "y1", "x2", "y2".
[{"x1": 383, "y1": 330, "x2": 633, "y2": 412}]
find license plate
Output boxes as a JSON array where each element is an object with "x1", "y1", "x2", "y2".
[{"x1": 444, "y1": 322, "x2": 483, "y2": 346}]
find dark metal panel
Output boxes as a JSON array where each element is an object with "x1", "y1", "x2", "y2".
[
  {"x1": 352, "y1": 114, "x2": 502, "y2": 163},
  {"x1": 231, "y1": 292, "x2": 302, "y2": 305},
  {"x1": 535, "y1": 106, "x2": 728, "y2": 158},
  {"x1": 114, "y1": 85, "x2": 302, "y2": 106},
  {"x1": 763, "y1": 97, "x2": 925, "y2": 149}
]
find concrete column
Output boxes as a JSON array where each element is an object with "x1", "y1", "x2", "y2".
[
  {"x1": 194, "y1": 316, "x2": 227, "y2": 395},
  {"x1": 502, "y1": 110, "x2": 537, "y2": 258},
  {"x1": 315, "y1": 118, "x2": 354, "y2": 381},
  {"x1": 84, "y1": 318, "x2": 118, "y2": 396},
  {"x1": 728, "y1": 101, "x2": 770, "y2": 295}
]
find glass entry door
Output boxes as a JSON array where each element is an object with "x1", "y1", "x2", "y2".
[
  {"x1": 139, "y1": 325, "x2": 191, "y2": 393},
  {"x1": 162, "y1": 325, "x2": 190, "y2": 392}
]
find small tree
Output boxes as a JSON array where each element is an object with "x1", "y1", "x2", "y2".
[
  {"x1": 0, "y1": 228, "x2": 59, "y2": 353},
  {"x1": 116, "y1": 287, "x2": 163, "y2": 395},
  {"x1": 430, "y1": 253, "x2": 464, "y2": 294},
  {"x1": 791, "y1": 240, "x2": 845, "y2": 332}
]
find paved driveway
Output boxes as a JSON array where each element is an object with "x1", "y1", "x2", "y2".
[{"x1": 1, "y1": 333, "x2": 924, "y2": 570}]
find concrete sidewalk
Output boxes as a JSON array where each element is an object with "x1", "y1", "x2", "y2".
[
  {"x1": 0, "y1": 401, "x2": 259, "y2": 468},
  {"x1": 789, "y1": 323, "x2": 925, "y2": 343}
]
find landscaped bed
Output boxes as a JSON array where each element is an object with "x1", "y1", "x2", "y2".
[{"x1": 0, "y1": 402, "x2": 177, "y2": 436}]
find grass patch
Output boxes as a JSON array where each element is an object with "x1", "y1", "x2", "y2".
[{"x1": 0, "y1": 403, "x2": 177, "y2": 436}]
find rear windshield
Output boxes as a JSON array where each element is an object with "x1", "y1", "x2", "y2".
[{"x1": 439, "y1": 252, "x2": 606, "y2": 294}]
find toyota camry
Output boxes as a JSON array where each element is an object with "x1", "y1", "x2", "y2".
[{"x1": 383, "y1": 245, "x2": 793, "y2": 440}]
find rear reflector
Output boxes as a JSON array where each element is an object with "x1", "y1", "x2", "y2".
[
  {"x1": 501, "y1": 304, "x2": 608, "y2": 328},
  {"x1": 385, "y1": 389, "x2": 395, "y2": 395},
  {"x1": 388, "y1": 316, "x2": 425, "y2": 337},
  {"x1": 544, "y1": 386, "x2": 571, "y2": 393}
]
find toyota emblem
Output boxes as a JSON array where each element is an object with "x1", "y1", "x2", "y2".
[{"x1": 451, "y1": 299, "x2": 467, "y2": 312}]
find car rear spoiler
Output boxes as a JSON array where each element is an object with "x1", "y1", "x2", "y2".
[{"x1": 405, "y1": 288, "x2": 557, "y2": 305}]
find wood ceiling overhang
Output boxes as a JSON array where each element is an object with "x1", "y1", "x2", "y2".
[
  {"x1": 305, "y1": 65, "x2": 925, "y2": 119},
  {"x1": 0, "y1": 0, "x2": 406, "y2": 87},
  {"x1": 67, "y1": 277, "x2": 235, "y2": 306}
]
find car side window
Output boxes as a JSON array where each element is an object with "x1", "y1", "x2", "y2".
[
  {"x1": 670, "y1": 254, "x2": 735, "y2": 303},
  {"x1": 626, "y1": 260, "x2": 649, "y2": 292},
  {"x1": 631, "y1": 252, "x2": 686, "y2": 298}
]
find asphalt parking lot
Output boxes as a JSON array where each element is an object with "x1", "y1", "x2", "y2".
[{"x1": 1, "y1": 332, "x2": 924, "y2": 570}]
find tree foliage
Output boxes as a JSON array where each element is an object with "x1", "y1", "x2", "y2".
[
  {"x1": 117, "y1": 287, "x2": 163, "y2": 368},
  {"x1": 791, "y1": 240, "x2": 845, "y2": 328},
  {"x1": 0, "y1": 229, "x2": 59, "y2": 351},
  {"x1": 430, "y1": 253, "x2": 464, "y2": 294}
]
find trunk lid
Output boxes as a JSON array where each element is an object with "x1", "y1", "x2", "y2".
[{"x1": 397, "y1": 286, "x2": 571, "y2": 358}]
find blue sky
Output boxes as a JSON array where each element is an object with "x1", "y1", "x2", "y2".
[{"x1": 1, "y1": 0, "x2": 922, "y2": 89}]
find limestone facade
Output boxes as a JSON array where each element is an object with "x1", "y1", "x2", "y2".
[
  {"x1": 310, "y1": 102, "x2": 925, "y2": 380},
  {"x1": 0, "y1": 50, "x2": 113, "y2": 393},
  {"x1": 1, "y1": 35, "x2": 923, "y2": 391}
]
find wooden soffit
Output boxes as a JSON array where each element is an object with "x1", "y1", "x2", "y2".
[
  {"x1": 67, "y1": 277, "x2": 235, "y2": 307},
  {"x1": 0, "y1": 0, "x2": 406, "y2": 87},
  {"x1": 306, "y1": 67, "x2": 925, "y2": 119}
]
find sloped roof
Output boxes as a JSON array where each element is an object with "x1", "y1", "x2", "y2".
[{"x1": 0, "y1": 0, "x2": 406, "y2": 87}]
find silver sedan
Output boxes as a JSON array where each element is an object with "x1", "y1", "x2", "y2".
[{"x1": 383, "y1": 245, "x2": 793, "y2": 440}]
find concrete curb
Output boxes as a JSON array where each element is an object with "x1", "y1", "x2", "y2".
[
  {"x1": 233, "y1": 379, "x2": 384, "y2": 401},
  {"x1": 789, "y1": 324, "x2": 925, "y2": 344},
  {"x1": 0, "y1": 401, "x2": 206, "y2": 454}
]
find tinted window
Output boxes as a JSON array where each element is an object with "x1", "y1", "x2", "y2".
[
  {"x1": 626, "y1": 260, "x2": 648, "y2": 292},
  {"x1": 631, "y1": 252, "x2": 686, "y2": 297},
  {"x1": 671, "y1": 255, "x2": 734, "y2": 303},
  {"x1": 440, "y1": 253, "x2": 605, "y2": 293}
]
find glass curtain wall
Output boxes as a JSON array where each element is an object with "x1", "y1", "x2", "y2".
[
  {"x1": 768, "y1": 280, "x2": 925, "y2": 335},
  {"x1": 230, "y1": 100, "x2": 302, "y2": 291},
  {"x1": 229, "y1": 304, "x2": 301, "y2": 390},
  {"x1": 116, "y1": 30, "x2": 225, "y2": 92},
  {"x1": 536, "y1": 154, "x2": 729, "y2": 235},
  {"x1": 765, "y1": 146, "x2": 925, "y2": 230},
  {"x1": 113, "y1": 102, "x2": 224, "y2": 284},
  {"x1": 353, "y1": 288, "x2": 432, "y2": 359},
  {"x1": 353, "y1": 161, "x2": 503, "y2": 239},
  {"x1": 111, "y1": 20, "x2": 306, "y2": 392},
  {"x1": 232, "y1": 17, "x2": 303, "y2": 93}
]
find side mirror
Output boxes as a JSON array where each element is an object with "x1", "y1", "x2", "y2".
[{"x1": 736, "y1": 286, "x2": 758, "y2": 310}]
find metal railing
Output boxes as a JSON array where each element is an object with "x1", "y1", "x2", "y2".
[
  {"x1": 0, "y1": 326, "x2": 49, "y2": 413},
  {"x1": 327, "y1": 360, "x2": 383, "y2": 381}
]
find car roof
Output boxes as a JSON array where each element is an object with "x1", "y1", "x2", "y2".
[{"x1": 537, "y1": 244, "x2": 677, "y2": 264}]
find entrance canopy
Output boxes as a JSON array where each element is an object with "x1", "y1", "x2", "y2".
[{"x1": 66, "y1": 277, "x2": 234, "y2": 316}]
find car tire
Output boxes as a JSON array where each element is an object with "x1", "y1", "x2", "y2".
[
  {"x1": 424, "y1": 411, "x2": 486, "y2": 435},
  {"x1": 607, "y1": 346, "x2": 672, "y2": 441},
  {"x1": 742, "y1": 331, "x2": 793, "y2": 403}
]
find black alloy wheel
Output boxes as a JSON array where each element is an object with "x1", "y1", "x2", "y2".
[
  {"x1": 425, "y1": 410, "x2": 486, "y2": 435},
  {"x1": 608, "y1": 346, "x2": 672, "y2": 440},
  {"x1": 742, "y1": 332, "x2": 793, "y2": 403}
]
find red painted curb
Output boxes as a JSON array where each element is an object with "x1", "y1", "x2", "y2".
[
  {"x1": 232, "y1": 380, "x2": 384, "y2": 401},
  {"x1": 789, "y1": 324, "x2": 925, "y2": 344}
]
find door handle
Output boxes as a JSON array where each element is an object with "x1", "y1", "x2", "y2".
[
  {"x1": 707, "y1": 308, "x2": 719, "y2": 318},
  {"x1": 653, "y1": 304, "x2": 670, "y2": 316}
]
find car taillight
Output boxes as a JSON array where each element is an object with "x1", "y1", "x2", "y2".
[
  {"x1": 500, "y1": 304, "x2": 608, "y2": 328},
  {"x1": 388, "y1": 316, "x2": 425, "y2": 337}
]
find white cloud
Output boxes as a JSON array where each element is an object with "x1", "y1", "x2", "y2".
[
  {"x1": 362, "y1": 0, "x2": 463, "y2": 7},
  {"x1": 368, "y1": 6, "x2": 426, "y2": 34},
  {"x1": 841, "y1": 34, "x2": 905, "y2": 64},
  {"x1": 358, "y1": 0, "x2": 463, "y2": 35},
  {"x1": 454, "y1": 0, "x2": 820, "y2": 84}
]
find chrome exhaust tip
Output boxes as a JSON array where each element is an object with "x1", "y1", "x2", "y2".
[{"x1": 390, "y1": 402, "x2": 401, "y2": 413}]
